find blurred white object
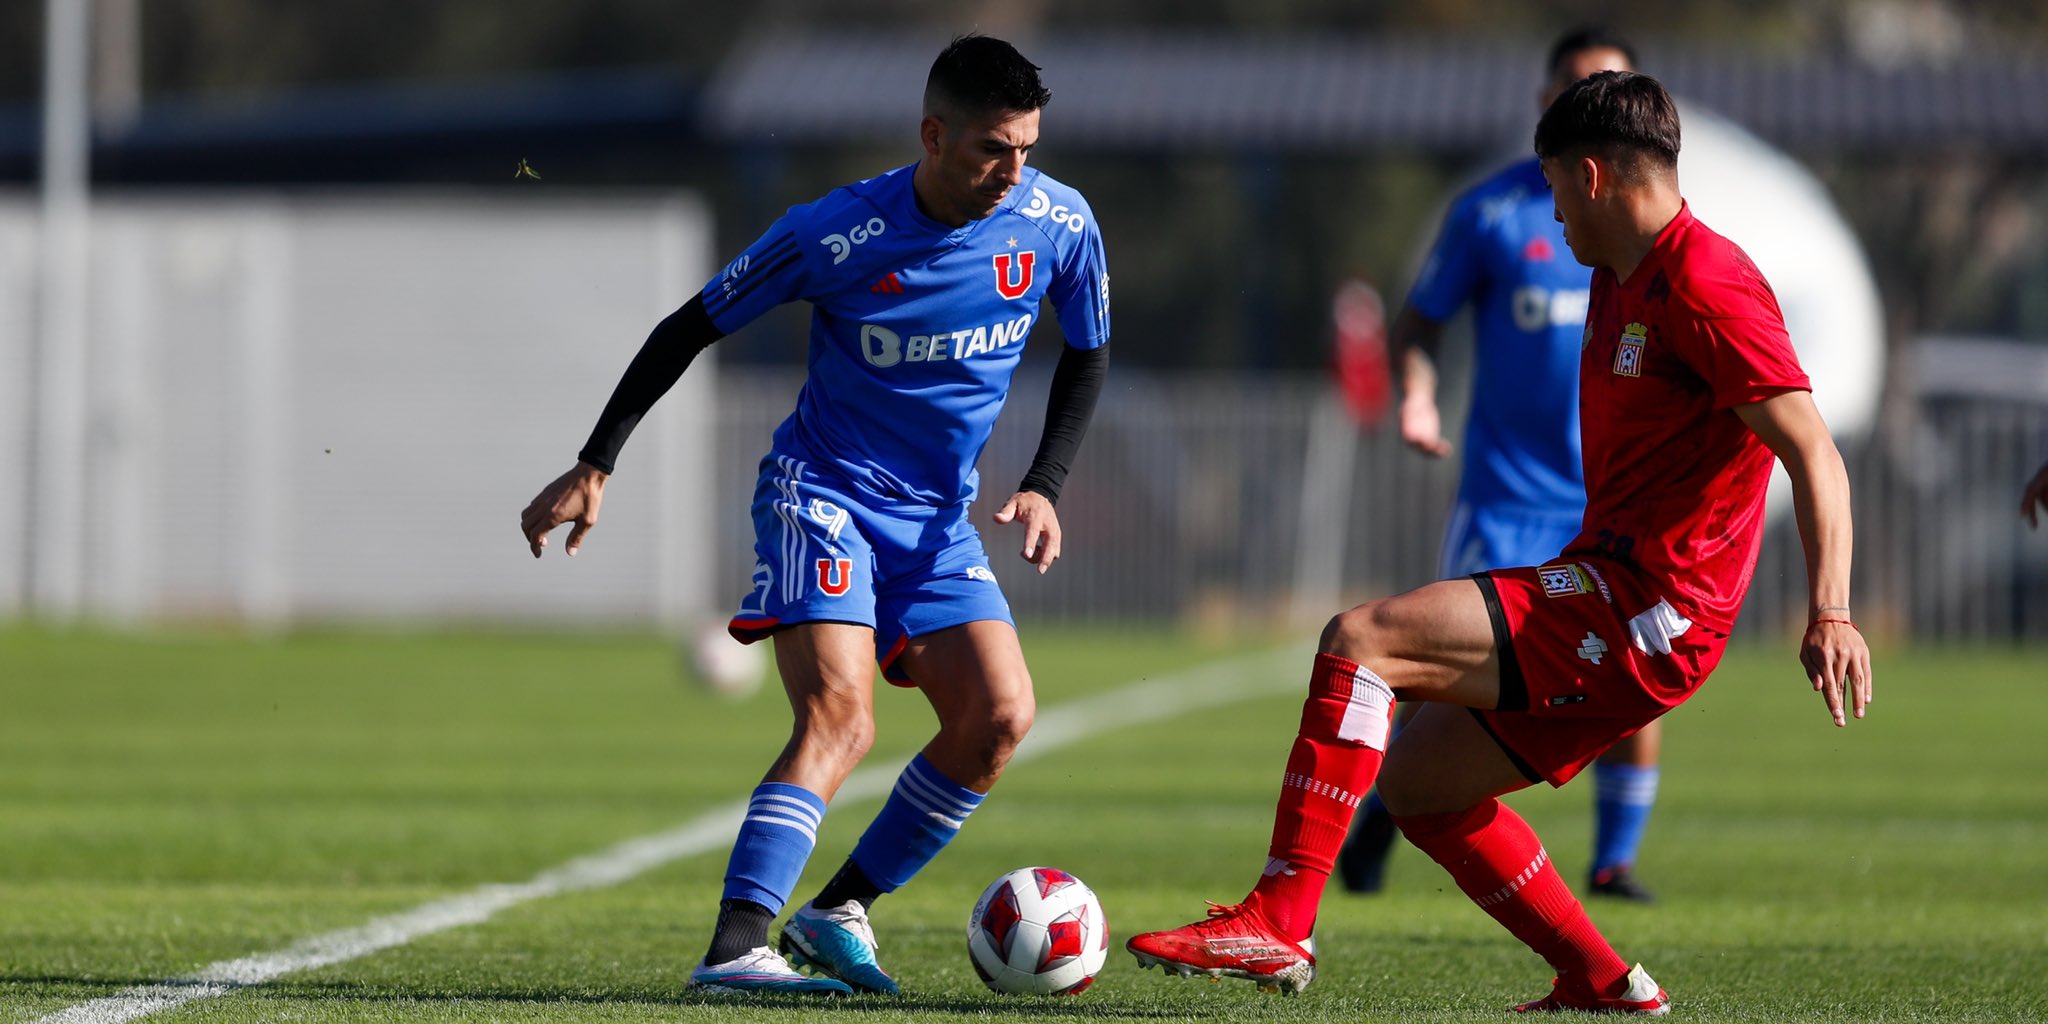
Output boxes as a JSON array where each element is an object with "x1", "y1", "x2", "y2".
[
  {"x1": 1679, "y1": 103, "x2": 1884, "y2": 445},
  {"x1": 689, "y1": 619, "x2": 768, "y2": 697},
  {"x1": 1679, "y1": 105, "x2": 1885, "y2": 520}
]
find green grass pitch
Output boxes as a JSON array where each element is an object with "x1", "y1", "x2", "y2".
[{"x1": 1, "y1": 625, "x2": 2042, "y2": 1022}]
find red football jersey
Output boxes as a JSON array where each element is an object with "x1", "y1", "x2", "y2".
[{"x1": 1565, "y1": 204, "x2": 1811, "y2": 633}]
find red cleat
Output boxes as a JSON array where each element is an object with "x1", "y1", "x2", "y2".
[
  {"x1": 1125, "y1": 902, "x2": 1315, "y2": 994},
  {"x1": 1512, "y1": 964, "x2": 1670, "y2": 1016}
]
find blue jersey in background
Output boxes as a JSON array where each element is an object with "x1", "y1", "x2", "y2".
[
  {"x1": 1407, "y1": 157, "x2": 1589, "y2": 521},
  {"x1": 701, "y1": 163, "x2": 1110, "y2": 508}
]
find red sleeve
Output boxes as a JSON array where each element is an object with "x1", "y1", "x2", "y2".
[{"x1": 1684, "y1": 315, "x2": 1811, "y2": 409}]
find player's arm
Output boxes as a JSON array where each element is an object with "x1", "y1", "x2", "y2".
[
  {"x1": 2022, "y1": 458, "x2": 2048, "y2": 529},
  {"x1": 1397, "y1": 191, "x2": 1485, "y2": 459},
  {"x1": 1733, "y1": 390, "x2": 1872, "y2": 726},
  {"x1": 1393, "y1": 304, "x2": 1454, "y2": 457},
  {"x1": 999, "y1": 342, "x2": 1111, "y2": 574},
  {"x1": 1004, "y1": 191, "x2": 1111, "y2": 574},
  {"x1": 519, "y1": 298, "x2": 724, "y2": 558}
]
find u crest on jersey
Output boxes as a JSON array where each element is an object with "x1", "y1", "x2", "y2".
[
  {"x1": 815, "y1": 558, "x2": 853, "y2": 597},
  {"x1": 993, "y1": 251, "x2": 1036, "y2": 300}
]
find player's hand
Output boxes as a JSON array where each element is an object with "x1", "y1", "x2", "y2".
[
  {"x1": 520, "y1": 462, "x2": 608, "y2": 558},
  {"x1": 2022, "y1": 459, "x2": 2048, "y2": 529},
  {"x1": 1799, "y1": 618, "x2": 1871, "y2": 727},
  {"x1": 993, "y1": 491, "x2": 1061, "y2": 575},
  {"x1": 1399, "y1": 395, "x2": 1453, "y2": 458}
]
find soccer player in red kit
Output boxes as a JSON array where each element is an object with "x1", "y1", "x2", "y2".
[{"x1": 1127, "y1": 71, "x2": 1872, "y2": 1015}]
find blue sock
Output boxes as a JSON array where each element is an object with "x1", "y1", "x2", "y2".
[
  {"x1": 722, "y1": 782, "x2": 827, "y2": 913},
  {"x1": 849, "y1": 754, "x2": 985, "y2": 892},
  {"x1": 1591, "y1": 762, "x2": 1659, "y2": 874}
]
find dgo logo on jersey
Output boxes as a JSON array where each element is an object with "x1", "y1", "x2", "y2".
[
  {"x1": 1017, "y1": 187, "x2": 1086, "y2": 233},
  {"x1": 821, "y1": 217, "x2": 886, "y2": 265},
  {"x1": 993, "y1": 251, "x2": 1036, "y2": 300}
]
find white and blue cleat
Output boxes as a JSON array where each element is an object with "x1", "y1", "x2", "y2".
[
  {"x1": 687, "y1": 946, "x2": 854, "y2": 997},
  {"x1": 779, "y1": 900, "x2": 901, "y2": 995}
]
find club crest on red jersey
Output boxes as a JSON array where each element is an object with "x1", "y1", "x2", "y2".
[
  {"x1": 993, "y1": 251, "x2": 1036, "y2": 300},
  {"x1": 1539, "y1": 563, "x2": 1593, "y2": 598},
  {"x1": 1612, "y1": 322, "x2": 1649, "y2": 377},
  {"x1": 815, "y1": 558, "x2": 853, "y2": 597}
]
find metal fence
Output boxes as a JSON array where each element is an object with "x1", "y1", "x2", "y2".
[{"x1": 714, "y1": 368, "x2": 2048, "y2": 644}]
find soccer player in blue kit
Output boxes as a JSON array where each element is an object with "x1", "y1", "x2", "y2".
[
  {"x1": 519, "y1": 35, "x2": 1110, "y2": 996},
  {"x1": 1338, "y1": 28, "x2": 1661, "y2": 903}
]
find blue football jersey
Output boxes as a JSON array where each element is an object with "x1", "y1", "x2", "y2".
[
  {"x1": 1407, "y1": 157, "x2": 1588, "y2": 514},
  {"x1": 701, "y1": 164, "x2": 1110, "y2": 506}
]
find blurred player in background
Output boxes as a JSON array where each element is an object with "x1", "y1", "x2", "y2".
[
  {"x1": 1340, "y1": 27, "x2": 1662, "y2": 904},
  {"x1": 1129, "y1": 71, "x2": 1869, "y2": 1014},
  {"x1": 520, "y1": 34, "x2": 1111, "y2": 997}
]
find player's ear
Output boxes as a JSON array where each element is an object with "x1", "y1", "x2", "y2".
[
  {"x1": 1579, "y1": 155, "x2": 1604, "y2": 201},
  {"x1": 919, "y1": 115, "x2": 946, "y2": 159}
]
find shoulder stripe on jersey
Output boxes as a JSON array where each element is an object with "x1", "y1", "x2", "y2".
[
  {"x1": 711, "y1": 232, "x2": 795, "y2": 286},
  {"x1": 712, "y1": 234, "x2": 795, "y2": 296},
  {"x1": 749, "y1": 233, "x2": 798, "y2": 265},
  {"x1": 707, "y1": 248, "x2": 802, "y2": 314}
]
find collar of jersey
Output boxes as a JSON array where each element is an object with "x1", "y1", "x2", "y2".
[
  {"x1": 894, "y1": 161, "x2": 1035, "y2": 245},
  {"x1": 1621, "y1": 200, "x2": 1696, "y2": 289}
]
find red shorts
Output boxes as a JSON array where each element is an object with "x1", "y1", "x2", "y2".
[{"x1": 1470, "y1": 558, "x2": 1728, "y2": 786}]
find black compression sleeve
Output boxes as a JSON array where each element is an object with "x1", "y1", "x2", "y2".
[
  {"x1": 1017, "y1": 343, "x2": 1110, "y2": 505},
  {"x1": 576, "y1": 297, "x2": 724, "y2": 474}
]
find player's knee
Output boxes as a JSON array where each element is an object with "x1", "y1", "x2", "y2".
[
  {"x1": 790, "y1": 706, "x2": 876, "y2": 767},
  {"x1": 1320, "y1": 600, "x2": 1400, "y2": 665},
  {"x1": 981, "y1": 691, "x2": 1036, "y2": 762},
  {"x1": 944, "y1": 690, "x2": 1033, "y2": 776}
]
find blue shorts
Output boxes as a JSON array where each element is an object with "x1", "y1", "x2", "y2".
[
  {"x1": 727, "y1": 454, "x2": 1014, "y2": 686},
  {"x1": 1438, "y1": 500, "x2": 1584, "y2": 579}
]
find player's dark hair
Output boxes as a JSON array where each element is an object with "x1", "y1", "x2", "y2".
[
  {"x1": 1534, "y1": 70, "x2": 1680, "y2": 179},
  {"x1": 1547, "y1": 25, "x2": 1638, "y2": 78},
  {"x1": 925, "y1": 34, "x2": 1052, "y2": 118}
]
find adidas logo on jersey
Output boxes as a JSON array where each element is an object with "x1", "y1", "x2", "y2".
[{"x1": 870, "y1": 272, "x2": 905, "y2": 295}]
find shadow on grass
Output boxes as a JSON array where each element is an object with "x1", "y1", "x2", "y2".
[
  {"x1": 250, "y1": 979, "x2": 1222, "y2": 1017},
  {"x1": 0, "y1": 974, "x2": 189, "y2": 990}
]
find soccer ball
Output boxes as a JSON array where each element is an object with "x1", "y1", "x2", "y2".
[
  {"x1": 966, "y1": 866, "x2": 1109, "y2": 995},
  {"x1": 684, "y1": 620, "x2": 766, "y2": 698}
]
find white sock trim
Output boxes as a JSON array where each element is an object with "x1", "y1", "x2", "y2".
[{"x1": 1336, "y1": 663, "x2": 1395, "y2": 749}]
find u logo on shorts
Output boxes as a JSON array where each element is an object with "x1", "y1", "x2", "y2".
[{"x1": 815, "y1": 558, "x2": 854, "y2": 597}]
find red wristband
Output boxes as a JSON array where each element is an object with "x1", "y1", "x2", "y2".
[{"x1": 1812, "y1": 618, "x2": 1857, "y2": 629}]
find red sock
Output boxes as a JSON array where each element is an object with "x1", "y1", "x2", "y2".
[
  {"x1": 1395, "y1": 800, "x2": 1628, "y2": 997},
  {"x1": 1249, "y1": 652, "x2": 1394, "y2": 942}
]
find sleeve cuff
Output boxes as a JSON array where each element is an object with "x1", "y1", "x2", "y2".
[{"x1": 1714, "y1": 381, "x2": 1810, "y2": 410}]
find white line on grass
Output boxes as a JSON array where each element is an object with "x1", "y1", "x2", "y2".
[{"x1": 33, "y1": 642, "x2": 1308, "y2": 1024}]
